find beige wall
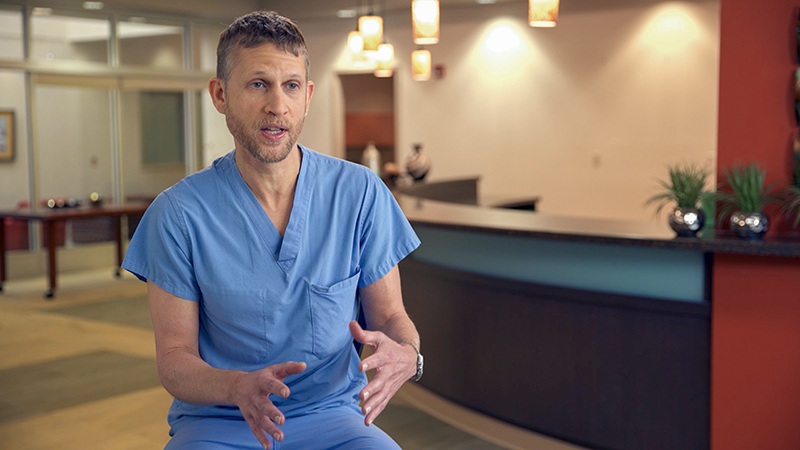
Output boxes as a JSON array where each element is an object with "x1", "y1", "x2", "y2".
[
  {"x1": 1, "y1": 1, "x2": 721, "y2": 223},
  {"x1": 300, "y1": 0, "x2": 720, "y2": 222}
]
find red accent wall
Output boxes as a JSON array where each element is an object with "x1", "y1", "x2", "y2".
[
  {"x1": 344, "y1": 112, "x2": 395, "y2": 148},
  {"x1": 717, "y1": 0, "x2": 796, "y2": 179},
  {"x1": 713, "y1": 1, "x2": 800, "y2": 449}
]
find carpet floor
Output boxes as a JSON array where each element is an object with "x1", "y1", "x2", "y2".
[{"x1": 0, "y1": 270, "x2": 509, "y2": 450}]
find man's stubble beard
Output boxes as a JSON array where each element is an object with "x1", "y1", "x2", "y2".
[{"x1": 226, "y1": 111, "x2": 305, "y2": 164}]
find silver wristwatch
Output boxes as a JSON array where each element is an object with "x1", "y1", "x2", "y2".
[{"x1": 400, "y1": 341, "x2": 424, "y2": 382}]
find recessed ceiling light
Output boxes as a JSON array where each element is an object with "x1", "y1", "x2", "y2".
[
  {"x1": 32, "y1": 7, "x2": 53, "y2": 16},
  {"x1": 336, "y1": 9, "x2": 357, "y2": 18},
  {"x1": 476, "y1": 0, "x2": 497, "y2": 4},
  {"x1": 82, "y1": 1, "x2": 104, "y2": 10}
]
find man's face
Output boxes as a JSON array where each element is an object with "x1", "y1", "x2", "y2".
[{"x1": 213, "y1": 43, "x2": 313, "y2": 164}]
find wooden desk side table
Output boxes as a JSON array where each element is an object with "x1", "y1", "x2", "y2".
[{"x1": 0, "y1": 203, "x2": 150, "y2": 298}]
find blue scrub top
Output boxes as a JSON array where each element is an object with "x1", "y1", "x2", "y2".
[{"x1": 122, "y1": 146, "x2": 420, "y2": 430}]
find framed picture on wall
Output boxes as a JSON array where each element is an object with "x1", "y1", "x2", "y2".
[{"x1": 0, "y1": 110, "x2": 14, "y2": 162}]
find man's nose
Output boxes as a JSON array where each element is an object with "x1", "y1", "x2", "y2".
[{"x1": 264, "y1": 90, "x2": 289, "y2": 116}]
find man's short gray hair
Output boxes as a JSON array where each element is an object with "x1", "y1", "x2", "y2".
[{"x1": 217, "y1": 11, "x2": 310, "y2": 84}]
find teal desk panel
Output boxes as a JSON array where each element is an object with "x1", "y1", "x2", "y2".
[{"x1": 411, "y1": 226, "x2": 706, "y2": 303}]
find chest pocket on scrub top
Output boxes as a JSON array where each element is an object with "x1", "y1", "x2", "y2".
[
  {"x1": 307, "y1": 271, "x2": 360, "y2": 359},
  {"x1": 198, "y1": 284, "x2": 269, "y2": 365}
]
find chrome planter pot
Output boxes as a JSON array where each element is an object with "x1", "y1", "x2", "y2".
[
  {"x1": 668, "y1": 207, "x2": 705, "y2": 238},
  {"x1": 730, "y1": 211, "x2": 769, "y2": 240}
]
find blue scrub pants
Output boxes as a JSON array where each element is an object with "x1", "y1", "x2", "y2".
[{"x1": 164, "y1": 405, "x2": 402, "y2": 450}]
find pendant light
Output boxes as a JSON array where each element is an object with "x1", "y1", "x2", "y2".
[
  {"x1": 359, "y1": 14, "x2": 383, "y2": 52},
  {"x1": 528, "y1": 0, "x2": 559, "y2": 27},
  {"x1": 412, "y1": 0, "x2": 439, "y2": 45},
  {"x1": 348, "y1": 29, "x2": 364, "y2": 55},
  {"x1": 411, "y1": 49, "x2": 431, "y2": 81},
  {"x1": 374, "y1": 43, "x2": 394, "y2": 77}
]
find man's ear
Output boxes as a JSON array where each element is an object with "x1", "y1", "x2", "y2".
[
  {"x1": 304, "y1": 81, "x2": 315, "y2": 117},
  {"x1": 209, "y1": 77, "x2": 226, "y2": 114}
]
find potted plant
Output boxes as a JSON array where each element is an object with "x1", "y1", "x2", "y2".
[
  {"x1": 645, "y1": 162, "x2": 714, "y2": 238},
  {"x1": 785, "y1": 185, "x2": 800, "y2": 229},
  {"x1": 717, "y1": 163, "x2": 779, "y2": 240}
]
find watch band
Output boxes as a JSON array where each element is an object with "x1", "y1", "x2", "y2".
[{"x1": 400, "y1": 341, "x2": 424, "y2": 382}]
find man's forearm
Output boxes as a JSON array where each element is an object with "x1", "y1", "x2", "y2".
[{"x1": 157, "y1": 347, "x2": 246, "y2": 406}]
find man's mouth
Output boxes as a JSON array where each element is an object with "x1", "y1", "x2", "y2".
[{"x1": 261, "y1": 126, "x2": 288, "y2": 141}]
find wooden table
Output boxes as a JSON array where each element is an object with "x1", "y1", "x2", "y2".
[{"x1": 0, "y1": 203, "x2": 150, "y2": 298}]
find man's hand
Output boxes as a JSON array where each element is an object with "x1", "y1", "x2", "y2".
[
  {"x1": 231, "y1": 361, "x2": 307, "y2": 449},
  {"x1": 350, "y1": 320, "x2": 417, "y2": 426}
]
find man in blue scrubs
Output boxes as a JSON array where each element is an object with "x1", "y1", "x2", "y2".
[{"x1": 122, "y1": 11, "x2": 422, "y2": 450}]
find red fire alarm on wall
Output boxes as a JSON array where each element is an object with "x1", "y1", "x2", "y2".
[{"x1": 433, "y1": 64, "x2": 445, "y2": 79}]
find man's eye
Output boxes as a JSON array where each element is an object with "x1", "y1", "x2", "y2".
[
  {"x1": 287, "y1": 83, "x2": 299, "y2": 90},
  {"x1": 252, "y1": 82, "x2": 264, "y2": 88}
]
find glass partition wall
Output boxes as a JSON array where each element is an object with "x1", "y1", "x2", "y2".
[
  {"x1": 0, "y1": 5, "x2": 229, "y2": 252},
  {"x1": 31, "y1": 12, "x2": 110, "y2": 63}
]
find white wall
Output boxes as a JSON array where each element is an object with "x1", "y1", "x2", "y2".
[
  {"x1": 298, "y1": 0, "x2": 720, "y2": 222},
  {"x1": 120, "y1": 90, "x2": 186, "y2": 198},
  {"x1": 0, "y1": 71, "x2": 29, "y2": 209},
  {"x1": 35, "y1": 85, "x2": 113, "y2": 201}
]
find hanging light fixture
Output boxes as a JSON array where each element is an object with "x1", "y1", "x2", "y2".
[
  {"x1": 374, "y1": 43, "x2": 394, "y2": 77},
  {"x1": 359, "y1": 14, "x2": 383, "y2": 52},
  {"x1": 348, "y1": 29, "x2": 365, "y2": 55},
  {"x1": 411, "y1": 49, "x2": 431, "y2": 81},
  {"x1": 528, "y1": 0, "x2": 559, "y2": 27},
  {"x1": 412, "y1": 0, "x2": 439, "y2": 45}
]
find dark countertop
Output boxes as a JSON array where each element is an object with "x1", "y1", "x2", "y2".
[{"x1": 397, "y1": 194, "x2": 800, "y2": 258}]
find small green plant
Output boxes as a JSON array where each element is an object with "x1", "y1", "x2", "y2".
[
  {"x1": 785, "y1": 186, "x2": 800, "y2": 228},
  {"x1": 717, "y1": 163, "x2": 779, "y2": 219},
  {"x1": 645, "y1": 162, "x2": 714, "y2": 214}
]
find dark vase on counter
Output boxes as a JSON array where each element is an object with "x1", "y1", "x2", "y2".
[
  {"x1": 669, "y1": 207, "x2": 706, "y2": 238},
  {"x1": 730, "y1": 211, "x2": 769, "y2": 240}
]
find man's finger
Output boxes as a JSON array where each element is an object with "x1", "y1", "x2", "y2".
[
  {"x1": 359, "y1": 350, "x2": 387, "y2": 372},
  {"x1": 349, "y1": 320, "x2": 378, "y2": 345},
  {"x1": 364, "y1": 397, "x2": 391, "y2": 426},
  {"x1": 256, "y1": 398, "x2": 286, "y2": 426},
  {"x1": 360, "y1": 376, "x2": 387, "y2": 402},
  {"x1": 271, "y1": 361, "x2": 307, "y2": 380},
  {"x1": 245, "y1": 411, "x2": 275, "y2": 449}
]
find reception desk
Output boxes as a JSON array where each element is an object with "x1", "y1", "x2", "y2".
[{"x1": 395, "y1": 181, "x2": 800, "y2": 450}]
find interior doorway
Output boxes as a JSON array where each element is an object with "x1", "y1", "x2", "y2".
[{"x1": 339, "y1": 73, "x2": 395, "y2": 166}]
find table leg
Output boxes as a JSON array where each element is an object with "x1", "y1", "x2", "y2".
[
  {"x1": 45, "y1": 220, "x2": 57, "y2": 299},
  {"x1": 0, "y1": 218, "x2": 6, "y2": 293},
  {"x1": 114, "y1": 215, "x2": 123, "y2": 278}
]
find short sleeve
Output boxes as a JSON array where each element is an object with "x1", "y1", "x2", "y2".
[
  {"x1": 357, "y1": 177, "x2": 421, "y2": 287},
  {"x1": 122, "y1": 191, "x2": 201, "y2": 301}
]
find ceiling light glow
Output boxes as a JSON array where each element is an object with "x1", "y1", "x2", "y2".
[
  {"x1": 82, "y1": 1, "x2": 104, "y2": 10},
  {"x1": 337, "y1": 9, "x2": 357, "y2": 18},
  {"x1": 32, "y1": 7, "x2": 53, "y2": 16},
  {"x1": 484, "y1": 25, "x2": 521, "y2": 53}
]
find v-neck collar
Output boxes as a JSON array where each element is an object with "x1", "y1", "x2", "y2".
[{"x1": 221, "y1": 146, "x2": 314, "y2": 275}]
